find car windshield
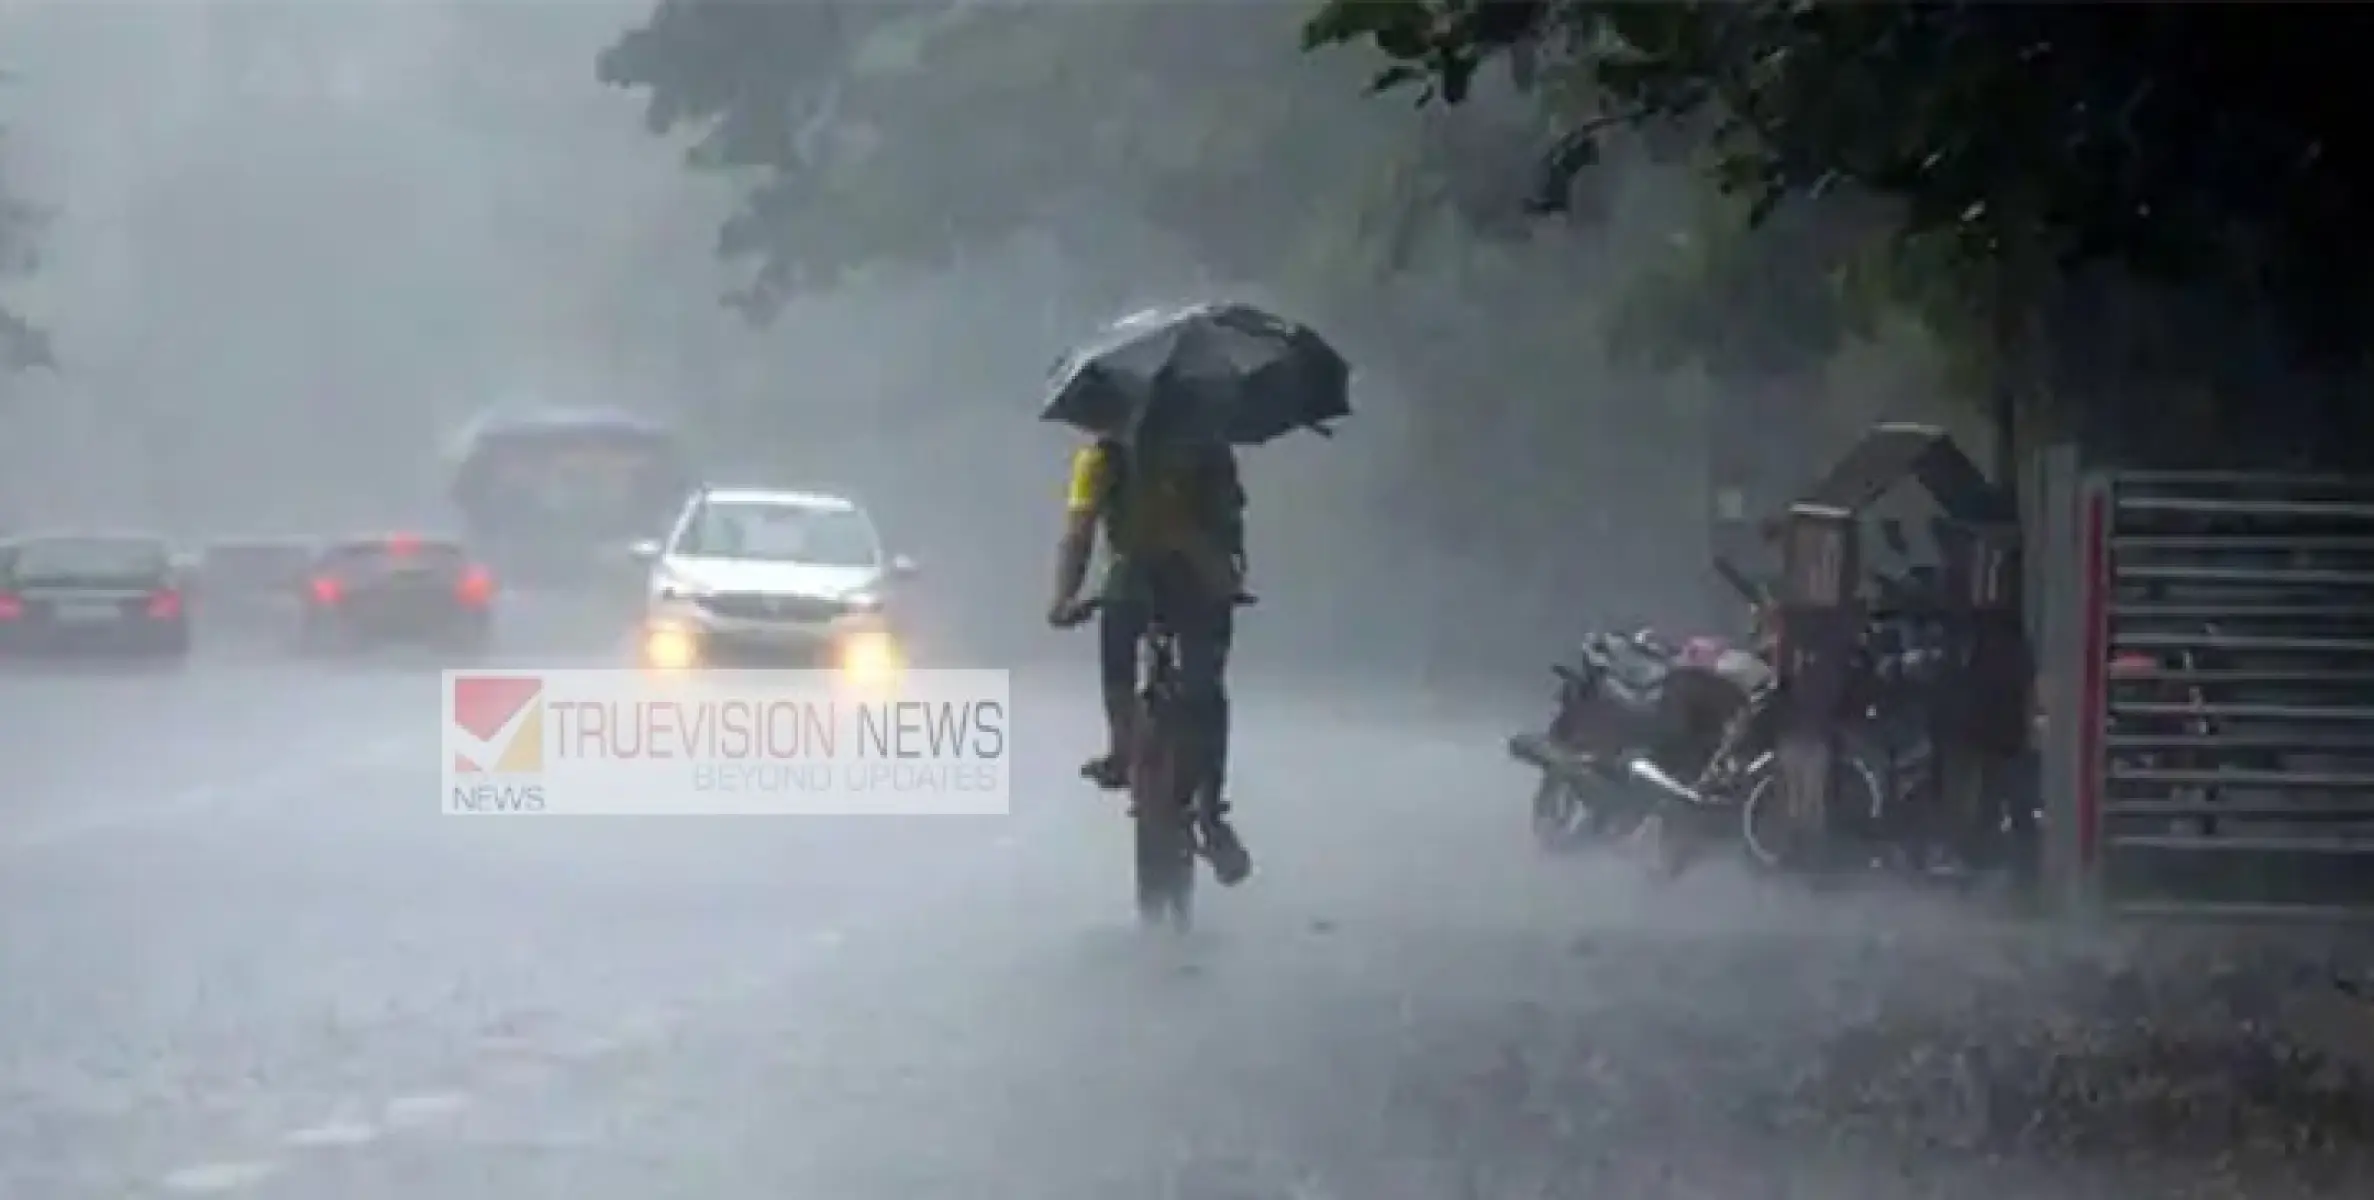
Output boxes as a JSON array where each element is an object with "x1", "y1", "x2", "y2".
[
  {"x1": 321, "y1": 540, "x2": 469, "y2": 575},
  {"x1": 10, "y1": 538, "x2": 169, "y2": 579},
  {"x1": 677, "y1": 501, "x2": 878, "y2": 567}
]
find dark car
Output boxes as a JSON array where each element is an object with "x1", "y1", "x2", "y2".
[
  {"x1": 299, "y1": 533, "x2": 496, "y2": 658},
  {"x1": 0, "y1": 533, "x2": 192, "y2": 662}
]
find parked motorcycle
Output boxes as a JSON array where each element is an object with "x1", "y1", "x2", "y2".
[
  {"x1": 1520, "y1": 509, "x2": 2047, "y2": 884},
  {"x1": 1505, "y1": 559, "x2": 1774, "y2": 859},
  {"x1": 1540, "y1": 553, "x2": 1956, "y2": 879}
]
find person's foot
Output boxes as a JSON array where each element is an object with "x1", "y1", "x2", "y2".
[
  {"x1": 1080, "y1": 754, "x2": 1129, "y2": 791},
  {"x1": 1203, "y1": 814, "x2": 1253, "y2": 886}
]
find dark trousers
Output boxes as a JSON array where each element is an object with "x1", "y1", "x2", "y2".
[{"x1": 1099, "y1": 573, "x2": 1235, "y2": 802}]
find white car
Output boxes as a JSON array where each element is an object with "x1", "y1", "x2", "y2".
[{"x1": 631, "y1": 487, "x2": 916, "y2": 675}]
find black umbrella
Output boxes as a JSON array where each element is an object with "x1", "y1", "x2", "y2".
[{"x1": 1041, "y1": 302, "x2": 1351, "y2": 445}]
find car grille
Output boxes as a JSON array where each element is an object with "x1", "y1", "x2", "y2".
[
  {"x1": 697, "y1": 592, "x2": 843, "y2": 622},
  {"x1": 702, "y1": 633, "x2": 830, "y2": 667}
]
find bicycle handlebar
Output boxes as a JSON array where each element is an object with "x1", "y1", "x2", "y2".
[
  {"x1": 1084, "y1": 593, "x2": 1259, "y2": 613},
  {"x1": 1057, "y1": 592, "x2": 1257, "y2": 627}
]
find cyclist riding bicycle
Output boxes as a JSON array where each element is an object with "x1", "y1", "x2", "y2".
[{"x1": 1046, "y1": 427, "x2": 1249, "y2": 869}]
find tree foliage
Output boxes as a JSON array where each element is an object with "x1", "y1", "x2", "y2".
[
  {"x1": 0, "y1": 123, "x2": 49, "y2": 373},
  {"x1": 1304, "y1": 1, "x2": 2374, "y2": 420},
  {"x1": 599, "y1": 0, "x2": 1391, "y2": 321}
]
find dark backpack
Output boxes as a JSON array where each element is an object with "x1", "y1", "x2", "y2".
[{"x1": 1097, "y1": 437, "x2": 1245, "y2": 560}]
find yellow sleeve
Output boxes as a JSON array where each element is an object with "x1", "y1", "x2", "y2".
[{"x1": 1065, "y1": 444, "x2": 1108, "y2": 515}]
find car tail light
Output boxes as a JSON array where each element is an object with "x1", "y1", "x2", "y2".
[
  {"x1": 0, "y1": 591, "x2": 20, "y2": 620},
  {"x1": 387, "y1": 532, "x2": 421, "y2": 558},
  {"x1": 146, "y1": 588, "x2": 184, "y2": 619},
  {"x1": 309, "y1": 575, "x2": 344, "y2": 605},
  {"x1": 455, "y1": 566, "x2": 494, "y2": 607}
]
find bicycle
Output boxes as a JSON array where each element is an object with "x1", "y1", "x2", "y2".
[{"x1": 1063, "y1": 592, "x2": 1256, "y2": 930}]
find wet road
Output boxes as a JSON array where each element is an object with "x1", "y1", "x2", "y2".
[
  {"x1": 0, "y1": 629, "x2": 1580, "y2": 1200},
  {"x1": 5, "y1": 629, "x2": 2368, "y2": 1199}
]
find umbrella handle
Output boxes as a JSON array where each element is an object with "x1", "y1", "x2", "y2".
[{"x1": 1309, "y1": 422, "x2": 1337, "y2": 439}]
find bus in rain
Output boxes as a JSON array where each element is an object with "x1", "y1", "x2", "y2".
[{"x1": 444, "y1": 407, "x2": 694, "y2": 584}]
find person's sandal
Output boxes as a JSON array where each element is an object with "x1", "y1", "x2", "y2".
[{"x1": 1204, "y1": 818, "x2": 1253, "y2": 886}]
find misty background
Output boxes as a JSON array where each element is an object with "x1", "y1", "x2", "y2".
[
  {"x1": 0, "y1": 1, "x2": 1974, "y2": 686},
  {"x1": 4, "y1": 9, "x2": 2373, "y2": 1196}
]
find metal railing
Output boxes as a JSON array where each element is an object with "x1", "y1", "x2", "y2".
[{"x1": 2042, "y1": 464, "x2": 2374, "y2": 921}]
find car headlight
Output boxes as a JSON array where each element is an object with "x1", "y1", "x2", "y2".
[
  {"x1": 836, "y1": 628, "x2": 901, "y2": 687},
  {"x1": 642, "y1": 622, "x2": 701, "y2": 670}
]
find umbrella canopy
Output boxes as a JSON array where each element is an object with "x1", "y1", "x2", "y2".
[{"x1": 1041, "y1": 302, "x2": 1351, "y2": 446}]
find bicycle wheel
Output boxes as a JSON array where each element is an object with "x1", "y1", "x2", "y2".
[{"x1": 1129, "y1": 696, "x2": 1196, "y2": 930}]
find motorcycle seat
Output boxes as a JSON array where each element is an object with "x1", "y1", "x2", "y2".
[{"x1": 1708, "y1": 649, "x2": 1773, "y2": 693}]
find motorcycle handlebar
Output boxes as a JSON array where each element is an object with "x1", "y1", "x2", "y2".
[{"x1": 1710, "y1": 555, "x2": 1768, "y2": 606}]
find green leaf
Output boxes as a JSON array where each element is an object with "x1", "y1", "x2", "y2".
[
  {"x1": 1368, "y1": 63, "x2": 1428, "y2": 94},
  {"x1": 1302, "y1": 0, "x2": 1420, "y2": 49}
]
